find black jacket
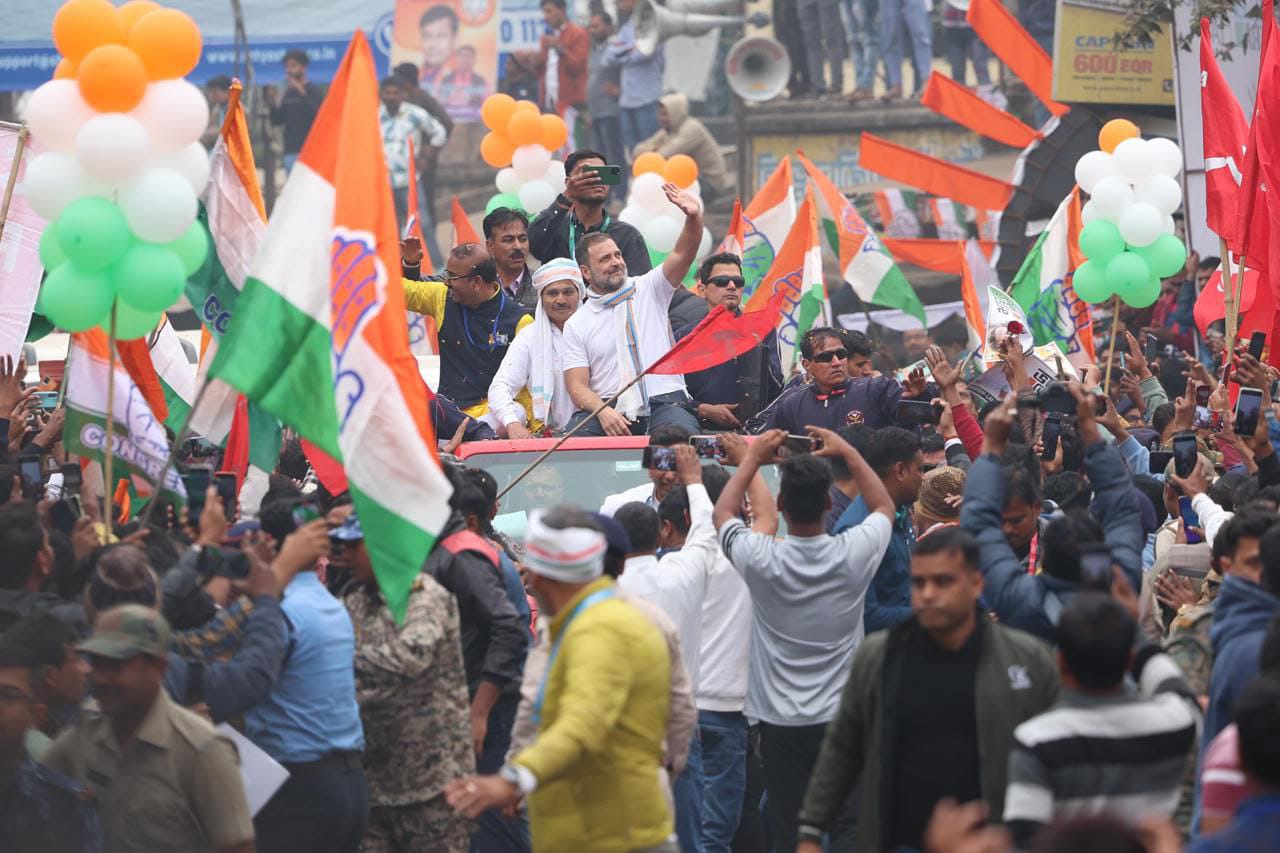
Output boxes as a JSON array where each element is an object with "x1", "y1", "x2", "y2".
[{"x1": 528, "y1": 199, "x2": 652, "y2": 274}]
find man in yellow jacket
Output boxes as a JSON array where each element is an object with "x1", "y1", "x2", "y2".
[{"x1": 446, "y1": 505, "x2": 677, "y2": 853}]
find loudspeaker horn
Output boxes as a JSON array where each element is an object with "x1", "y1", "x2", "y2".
[
  {"x1": 633, "y1": 0, "x2": 771, "y2": 57},
  {"x1": 725, "y1": 36, "x2": 790, "y2": 102}
]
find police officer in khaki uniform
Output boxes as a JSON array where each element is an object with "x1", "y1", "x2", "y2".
[{"x1": 42, "y1": 605, "x2": 256, "y2": 853}]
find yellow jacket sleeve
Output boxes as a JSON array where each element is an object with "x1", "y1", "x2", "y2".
[
  {"x1": 515, "y1": 313, "x2": 534, "y2": 335},
  {"x1": 403, "y1": 278, "x2": 448, "y2": 326}
]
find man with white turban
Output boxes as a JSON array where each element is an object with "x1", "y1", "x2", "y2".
[{"x1": 487, "y1": 258, "x2": 585, "y2": 438}]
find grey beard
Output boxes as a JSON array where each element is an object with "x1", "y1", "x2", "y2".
[{"x1": 590, "y1": 270, "x2": 627, "y2": 293}]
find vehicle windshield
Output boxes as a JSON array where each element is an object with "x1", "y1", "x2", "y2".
[{"x1": 464, "y1": 448, "x2": 784, "y2": 539}]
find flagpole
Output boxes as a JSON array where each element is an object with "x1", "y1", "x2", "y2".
[
  {"x1": 1232, "y1": 253, "x2": 1248, "y2": 360},
  {"x1": 1220, "y1": 239, "x2": 1238, "y2": 355},
  {"x1": 0, "y1": 123, "x2": 29, "y2": 246},
  {"x1": 137, "y1": 378, "x2": 214, "y2": 527},
  {"x1": 1102, "y1": 295, "x2": 1122, "y2": 395},
  {"x1": 101, "y1": 304, "x2": 117, "y2": 537},
  {"x1": 496, "y1": 372, "x2": 648, "y2": 501}
]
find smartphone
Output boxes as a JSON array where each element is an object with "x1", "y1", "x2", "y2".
[
  {"x1": 1041, "y1": 415, "x2": 1062, "y2": 461},
  {"x1": 59, "y1": 462, "x2": 82, "y2": 494},
  {"x1": 49, "y1": 497, "x2": 81, "y2": 535},
  {"x1": 1149, "y1": 449, "x2": 1173, "y2": 474},
  {"x1": 291, "y1": 498, "x2": 322, "y2": 527},
  {"x1": 1039, "y1": 383, "x2": 1076, "y2": 415},
  {"x1": 1094, "y1": 394, "x2": 1108, "y2": 417},
  {"x1": 894, "y1": 399, "x2": 941, "y2": 426},
  {"x1": 35, "y1": 390, "x2": 59, "y2": 410},
  {"x1": 782, "y1": 434, "x2": 821, "y2": 455},
  {"x1": 1078, "y1": 545, "x2": 1114, "y2": 592},
  {"x1": 1196, "y1": 384, "x2": 1211, "y2": 407},
  {"x1": 1235, "y1": 387, "x2": 1264, "y2": 438},
  {"x1": 211, "y1": 548, "x2": 251, "y2": 580},
  {"x1": 1172, "y1": 432, "x2": 1198, "y2": 479},
  {"x1": 582, "y1": 164, "x2": 622, "y2": 185},
  {"x1": 1178, "y1": 495, "x2": 1204, "y2": 545},
  {"x1": 642, "y1": 445, "x2": 678, "y2": 471},
  {"x1": 214, "y1": 471, "x2": 237, "y2": 513},
  {"x1": 689, "y1": 435, "x2": 725, "y2": 461},
  {"x1": 1249, "y1": 331, "x2": 1267, "y2": 360},
  {"x1": 182, "y1": 465, "x2": 212, "y2": 525},
  {"x1": 1117, "y1": 353, "x2": 1127, "y2": 371},
  {"x1": 19, "y1": 456, "x2": 43, "y2": 494},
  {"x1": 1193, "y1": 407, "x2": 1224, "y2": 432},
  {"x1": 1144, "y1": 333, "x2": 1158, "y2": 362}
]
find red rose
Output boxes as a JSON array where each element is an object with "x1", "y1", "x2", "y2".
[{"x1": 1006, "y1": 320, "x2": 1025, "y2": 336}]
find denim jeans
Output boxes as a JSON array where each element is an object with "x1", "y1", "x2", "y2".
[
  {"x1": 283, "y1": 152, "x2": 299, "y2": 175},
  {"x1": 255, "y1": 764, "x2": 370, "y2": 853},
  {"x1": 698, "y1": 710, "x2": 748, "y2": 853},
  {"x1": 845, "y1": 0, "x2": 881, "y2": 91},
  {"x1": 593, "y1": 113, "x2": 629, "y2": 196},
  {"x1": 620, "y1": 102, "x2": 659, "y2": 153},
  {"x1": 1029, "y1": 32, "x2": 1055, "y2": 128},
  {"x1": 946, "y1": 26, "x2": 992, "y2": 86},
  {"x1": 392, "y1": 183, "x2": 445, "y2": 270},
  {"x1": 471, "y1": 693, "x2": 531, "y2": 853},
  {"x1": 758, "y1": 722, "x2": 856, "y2": 852},
  {"x1": 879, "y1": 0, "x2": 932, "y2": 92},
  {"x1": 797, "y1": 0, "x2": 846, "y2": 94},
  {"x1": 674, "y1": 731, "x2": 706, "y2": 853},
  {"x1": 564, "y1": 390, "x2": 701, "y2": 437}
]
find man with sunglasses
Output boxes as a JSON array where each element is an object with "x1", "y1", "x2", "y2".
[
  {"x1": 671, "y1": 252, "x2": 784, "y2": 431},
  {"x1": 749, "y1": 326, "x2": 905, "y2": 435},
  {"x1": 404, "y1": 243, "x2": 533, "y2": 425}
]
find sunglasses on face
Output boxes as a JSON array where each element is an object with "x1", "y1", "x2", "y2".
[
  {"x1": 704, "y1": 275, "x2": 745, "y2": 290},
  {"x1": 810, "y1": 348, "x2": 849, "y2": 363}
]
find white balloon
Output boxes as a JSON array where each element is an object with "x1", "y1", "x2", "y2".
[
  {"x1": 119, "y1": 168, "x2": 198, "y2": 243},
  {"x1": 1089, "y1": 176, "x2": 1134, "y2": 219},
  {"x1": 1162, "y1": 214, "x2": 1176, "y2": 235},
  {"x1": 1073, "y1": 150, "x2": 1115, "y2": 193},
  {"x1": 517, "y1": 179, "x2": 557, "y2": 215},
  {"x1": 20, "y1": 152, "x2": 109, "y2": 220},
  {"x1": 641, "y1": 215, "x2": 682, "y2": 254},
  {"x1": 696, "y1": 227, "x2": 712, "y2": 260},
  {"x1": 1118, "y1": 202, "x2": 1163, "y2": 247},
  {"x1": 131, "y1": 80, "x2": 210, "y2": 152},
  {"x1": 512, "y1": 144, "x2": 552, "y2": 181},
  {"x1": 76, "y1": 113, "x2": 151, "y2": 187},
  {"x1": 618, "y1": 205, "x2": 645, "y2": 225},
  {"x1": 1080, "y1": 200, "x2": 1101, "y2": 224},
  {"x1": 545, "y1": 160, "x2": 566, "y2": 193},
  {"x1": 495, "y1": 167, "x2": 521, "y2": 194},
  {"x1": 1147, "y1": 137, "x2": 1183, "y2": 178},
  {"x1": 22, "y1": 80, "x2": 95, "y2": 152},
  {"x1": 166, "y1": 142, "x2": 210, "y2": 195},
  {"x1": 1111, "y1": 137, "x2": 1155, "y2": 184},
  {"x1": 1133, "y1": 174, "x2": 1182, "y2": 216},
  {"x1": 631, "y1": 172, "x2": 668, "y2": 213},
  {"x1": 688, "y1": 179, "x2": 702, "y2": 198}
]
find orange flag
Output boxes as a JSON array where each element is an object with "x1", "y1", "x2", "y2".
[
  {"x1": 404, "y1": 138, "x2": 433, "y2": 274},
  {"x1": 450, "y1": 196, "x2": 481, "y2": 246},
  {"x1": 966, "y1": 0, "x2": 1069, "y2": 118},
  {"x1": 921, "y1": 72, "x2": 1041, "y2": 149},
  {"x1": 115, "y1": 337, "x2": 168, "y2": 423},
  {"x1": 717, "y1": 197, "x2": 744, "y2": 256},
  {"x1": 859, "y1": 133, "x2": 1016, "y2": 212}
]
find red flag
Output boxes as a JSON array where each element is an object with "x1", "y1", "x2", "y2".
[
  {"x1": 302, "y1": 437, "x2": 350, "y2": 495},
  {"x1": 1201, "y1": 20, "x2": 1250, "y2": 245},
  {"x1": 221, "y1": 395, "x2": 251, "y2": 489},
  {"x1": 451, "y1": 196, "x2": 481, "y2": 246},
  {"x1": 645, "y1": 289, "x2": 787, "y2": 376},
  {"x1": 1194, "y1": 265, "x2": 1273, "y2": 337},
  {"x1": 1235, "y1": 0, "x2": 1279, "y2": 272},
  {"x1": 404, "y1": 138, "x2": 433, "y2": 274}
]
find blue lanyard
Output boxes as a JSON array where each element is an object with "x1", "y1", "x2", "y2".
[
  {"x1": 568, "y1": 213, "x2": 611, "y2": 261},
  {"x1": 461, "y1": 288, "x2": 507, "y2": 351},
  {"x1": 531, "y1": 587, "x2": 615, "y2": 726}
]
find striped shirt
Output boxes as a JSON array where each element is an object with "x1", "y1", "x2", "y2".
[{"x1": 1003, "y1": 652, "x2": 1201, "y2": 846}]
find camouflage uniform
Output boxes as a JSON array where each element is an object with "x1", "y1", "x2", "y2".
[{"x1": 344, "y1": 575, "x2": 474, "y2": 852}]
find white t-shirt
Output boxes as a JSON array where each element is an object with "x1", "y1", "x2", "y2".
[
  {"x1": 718, "y1": 513, "x2": 892, "y2": 726},
  {"x1": 561, "y1": 266, "x2": 688, "y2": 403},
  {"x1": 696, "y1": 553, "x2": 752, "y2": 713},
  {"x1": 600, "y1": 482, "x2": 656, "y2": 517},
  {"x1": 487, "y1": 322, "x2": 576, "y2": 430}
]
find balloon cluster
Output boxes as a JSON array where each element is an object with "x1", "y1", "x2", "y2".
[
  {"x1": 22, "y1": 0, "x2": 209, "y2": 339},
  {"x1": 1071, "y1": 119, "x2": 1187, "y2": 309},
  {"x1": 478, "y1": 94, "x2": 569, "y2": 217},
  {"x1": 618, "y1": 153, "x2": 710, "y2": 265}
]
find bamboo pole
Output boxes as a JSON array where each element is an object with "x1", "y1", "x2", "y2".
[
  {"x1": 137, "y1": 378, "x2": 215, "y2": 527},
  {"x1": 0, "y1": 123, "x2": 28, "y2": 246},
  {"x1": 1102, "y1": 295, "x2": 1122, "y2": 395},
  {"x1": 1221, "y1": 239, "x2": 1239, "y2": 356},
  {"x1": 101, "y1": 304, "x2": 117, "y2": 538}
]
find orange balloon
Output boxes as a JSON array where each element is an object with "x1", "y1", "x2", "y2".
[
  {"x1": 119, "y1": 0, "x2": 161, "y2": 32},
  {"x1": 1098, "y1": 119, "x2": 1140, "y2": 153},
  {"x1": 513, "y1": 100, "x2": 540, "y2": 116},
  {"x1": 127, "y1": 8, "x2": 203, "y2": 80},
  {"x1": 51, "y1": 0, "x2": 125, "y2": 63},
  {"x1": 481, "y1": 132, "x2": 516, "y2": 168},
  {"x1": 632, "y1": 151, "x2": 666, "y2": 177},
  {"x1": 662, "y1": 154, "x2": 699, "y2": 188},
  {"x1": 77, "y1": 44, "x2": 148, "y2": 112},
  {"x1": 538, "y1": 114, "x2": 568, "y2": 151},
  {"x1": 481, "y1": 93, "x2": 516, "y2": 132},
  {"x1": 507, "y1": 110, "x2": 543, "y2": 147},
  {"x1": 53, "y1": 58, "x2": 78, "y2": 80}
]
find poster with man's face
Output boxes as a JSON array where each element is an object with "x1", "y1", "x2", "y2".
[{"x1": 393, "y1": 0, "x2": 499, "y2": 121}]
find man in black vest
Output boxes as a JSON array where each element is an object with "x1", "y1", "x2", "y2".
[{"x1": 404, "y1": 243, "x2": 532, "y2": 422}]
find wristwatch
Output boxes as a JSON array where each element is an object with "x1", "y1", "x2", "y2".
[{"x1": 499, "y1": 763, "x2": 537, "y2": 795}]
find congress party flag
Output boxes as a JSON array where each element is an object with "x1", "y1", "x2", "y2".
[
  {"x1": 717, "y1": 197, "x2": 745, "y2": 257},
  {"x1": 746, "y1": 186, "x2": 824, "y2": 368},
  {"x1": 741, "y1": 156, "x2": 797, "y2": 297}
]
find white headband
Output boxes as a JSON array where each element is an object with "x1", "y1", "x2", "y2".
[{"x1": 523, "y1": 510, "x2": 606, "y2": 582}]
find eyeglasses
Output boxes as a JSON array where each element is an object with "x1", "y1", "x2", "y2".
[
  {"x1": 810, "y1": 348, "x2": 849, "y2": 363},
  {"x1": 705, "y1": 275, "x2": 745, "y2": 289},
  {"x1": 441, "y1": 267, "x2": 481, "y2": 285}
]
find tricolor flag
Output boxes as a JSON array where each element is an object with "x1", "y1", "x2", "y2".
[
  {"x1": 798, "y1": 151, "x2": 925, "y2": 325},
  {"x1": 208, "y1": 32, "x2": 452, "y2": 621},
  {"x1": 1199, "y1": 18, "x2": 1249, "y2": 246},
  {"x1": 147, "y1": 316, "x2": 196, "y2": 431},
  {"x1": 746, "y1": 185, "x2": 824, "y2": 368},
  {"x1": 741, "y1": 156, "x2": 797, "y2": 297},
  {"x1": 717, "y1": 197, "x2": 744, "y2": 256},
  {"x1": 64, "y1": 329, "x2": 186, "y2": 501},
  {"x1": 1008, "y1": 189, "x2": 1096, "y2": 370},
  {"x1": 187, "y1": 81, "x2": 281, "y2": 490}
]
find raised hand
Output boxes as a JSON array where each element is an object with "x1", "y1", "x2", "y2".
[{"x1": 662, "y1": 182, "x2": 700, "y2": 218}]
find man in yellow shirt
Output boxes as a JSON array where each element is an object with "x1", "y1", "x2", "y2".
[
  {"x1": 404, "y1": 242, "x2": 533, "y2": 420},
  {"x1": 446, "y1": 505, "x2": 677, "y2": 853}
]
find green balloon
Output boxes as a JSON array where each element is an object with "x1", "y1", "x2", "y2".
[
  {"x1": 54, "y1": 197, "x2": 130, "y2": 271},
  {"x1": 113, "y1": 244, "x2": 187, "y2": 313},
  {"x1": 484, "y1": 193, "x2": 522, "y2": 215},
  {"x1": 648, "y1": 245, "x2": 669, "y2": 270},
  {"x1": 166, "y1": 222, "x2": 210, "y2": 276},
  {"x1": 1078, "y1": 220, "x2": 1125, "y2": 264},
  {"x1": 40, "y1": 264, "x2": 115, "y2": 332},
  {"x1": 1105, "y1": 251, "x2": 1151, "y2": 293},
  {"x1": 1124, "y1": 275, "x2": 1162, "y2": 309},
  {"x1": 38, "y1": 227, "x2": 66, "y2": 271},
  {"x1": 1070, "y1": 260, "x2": 1112, "y2": 304},
  {"x1": 1133, "y1": 234, "x2": 1187, "y2": 279},
  {"x1": 112, "y1": 298, "x2": 163, "y2": 341}
]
